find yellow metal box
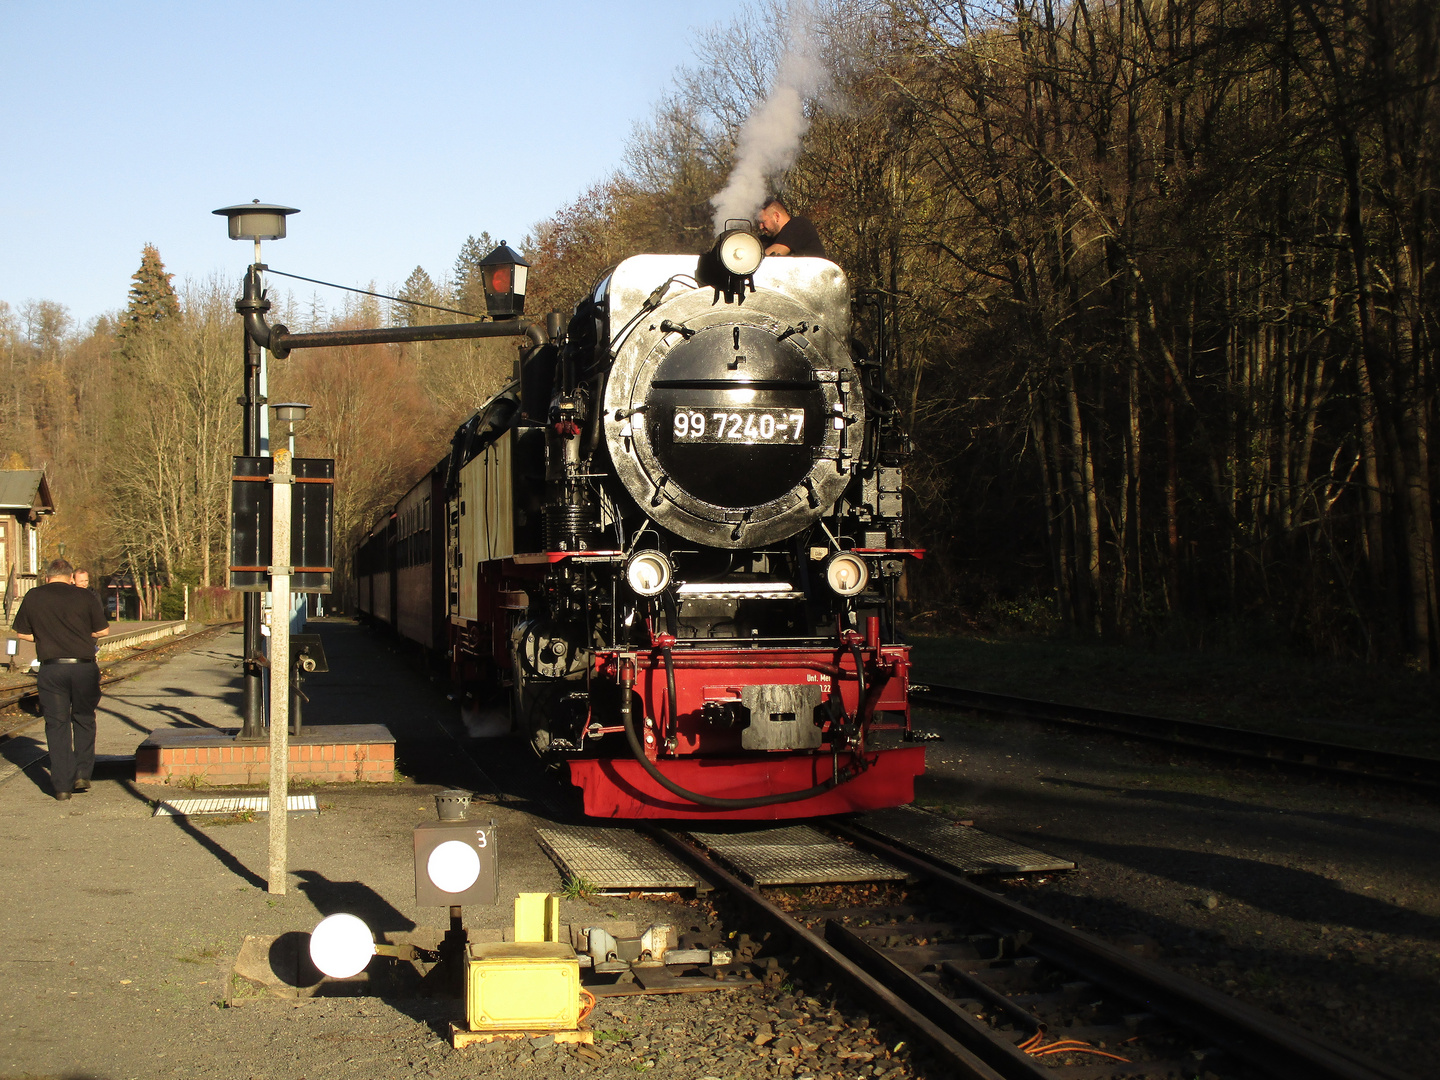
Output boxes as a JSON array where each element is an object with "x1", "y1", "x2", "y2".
[{"x1": 465, "y1": 941, "x2": 580, "y2": 1032}]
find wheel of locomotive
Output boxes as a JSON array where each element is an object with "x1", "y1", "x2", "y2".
[{"x1": 510, "y1": 617, "x2": 589, "y2": 767}]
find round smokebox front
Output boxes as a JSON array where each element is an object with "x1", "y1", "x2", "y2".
[
  {"x1": 643, "y1": 323, "x2": 823, "y2": 510},
  {"x1": 604, "y1": 287, "x2": 857, "y2": 549}
]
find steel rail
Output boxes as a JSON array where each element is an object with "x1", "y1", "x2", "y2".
[
  {"x1": 643, "y1": 826, "x2": 1008, "y2": 1080},
  {"x1": 641, "y1": 821, "x2": 1409, "y2": 1080},
  {"x1": 829, "y1": 820, "x2": 1414, "y2": 1080},
  {"x1": 911, "y1": 682, "x2": 1440, "y2": 795}
]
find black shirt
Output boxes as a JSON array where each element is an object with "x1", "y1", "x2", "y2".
[
  {"x1": 768, "y1": 216, "x2": 827, "y2": 259},
  {"x1": 13, "y1": 582, "x2": 108, "y2": 661}
]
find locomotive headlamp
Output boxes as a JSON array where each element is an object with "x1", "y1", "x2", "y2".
[
  {"x1": 625, "y1": 550, "x2": 673, "y2": 597},
  {"x1": 479, "y1": 242, "x2": 530, "y2": 319},
  {"x1": 824, "y1": 551, "x2": 870, "y2": 597},
  {"x1": 716, "y1": 228, "x2": 764, "y2": 276}
]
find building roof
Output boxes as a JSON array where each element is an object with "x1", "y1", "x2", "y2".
[{"x1": 0, "y1": 470, "x2": 55, "y2": 515}]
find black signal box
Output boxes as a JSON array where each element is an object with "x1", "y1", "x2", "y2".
[{"x1": 229, "y1": 456, "x2": 335, "y2": 593}]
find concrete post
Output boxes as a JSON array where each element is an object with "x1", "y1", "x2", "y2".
[{"x1": 267, "y1": 449, "x2": 293, "y2": 895}]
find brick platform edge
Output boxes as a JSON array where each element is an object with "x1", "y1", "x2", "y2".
[{"x1": 135, "y1": 724, "x2": 395, "y2": 786}]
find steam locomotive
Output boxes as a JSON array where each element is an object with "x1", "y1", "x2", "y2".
[{"x1": 357, "y1": 231, "x2": 925, "y2": 819}]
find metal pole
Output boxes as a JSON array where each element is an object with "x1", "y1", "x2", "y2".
[
  {"x1": 238, "y1": 265, "x2": 268, "y2": 739},
  {"x1": 267, "y1": 448, "x2": 293, "y2": 895}
]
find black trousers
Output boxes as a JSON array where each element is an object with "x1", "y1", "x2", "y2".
[{"x1": 38, "y1": 663, "x2": 101, "y2": 793}]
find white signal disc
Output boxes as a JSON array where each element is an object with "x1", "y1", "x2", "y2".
[
  {"x1": 308, "y1": 913, "x2": 375, "y2": 979},
  {"x1": 427, "y1": 839, "x2": 482, "y2": 893}
]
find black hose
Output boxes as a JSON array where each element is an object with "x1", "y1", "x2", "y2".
[
  {"x1": 848, "y1": 642, "x2": 872, "y2": 760},
  {"x1": 619, "y1": 648, "x2": 850, "y2": 809},
  {"x1": 848, "y1": 643, "x2": 868, "y2": 712}
]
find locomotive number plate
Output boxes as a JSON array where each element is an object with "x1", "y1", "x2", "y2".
[{"x1": 672, "y1": 407, "x2": 805, "y2": 444}]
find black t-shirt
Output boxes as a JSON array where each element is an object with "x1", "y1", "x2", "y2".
[
  {"x1": 13, "y1": 582, "x2": 109, "y2": 661},
  {"x1": 768, "y1": 216, "x2": 827, "y2": 259}
]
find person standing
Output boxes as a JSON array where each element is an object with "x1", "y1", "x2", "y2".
[
  {"x1": 756, "y1": 196, "x2": 827, "y2": 258},
  {"x1": 12, "y1": 559, "x2": 110, "y2": 800}
]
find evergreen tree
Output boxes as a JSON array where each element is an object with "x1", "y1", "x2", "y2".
[
  {"x1": 397, "y1": 265, "x2": 440, "y2": 326},
  {"x1": 452, "y1": 232, "x2": 496, "y2": 317},
  {"x1": 122, "y1": 244, "x2": 180, "y2": 329}
]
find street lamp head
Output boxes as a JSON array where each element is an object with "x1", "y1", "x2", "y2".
[
  {"x1": 271, "y1": 402, "x2": 312, "y2": 425},
  {"x1": 213, "y1": 200, "x2": 300, "y2": 242},
  {"x1": 479, "y1": 242, "x2": 530, "y2": 319}
]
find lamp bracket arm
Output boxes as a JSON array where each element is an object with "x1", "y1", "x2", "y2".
[{"x1": 237, "y1": 265, "x2": 293, "y2": 358}]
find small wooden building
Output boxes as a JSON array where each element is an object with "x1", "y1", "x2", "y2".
[{"x1": 0, "y1": 469, "x2": 55, "y2": 632}]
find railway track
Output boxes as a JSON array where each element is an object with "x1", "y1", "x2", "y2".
[
  {"x1": 911, "y1": 682, "x2": 1440, "y2": 797},
  {"x1": 645, "y1": 822, "x2": 1411, "y2": 1080},
  {"x1": 422, "y1": 659, "x2": 1417, "y2": 1078}
]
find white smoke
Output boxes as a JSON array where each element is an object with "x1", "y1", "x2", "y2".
[{"x1": 709, "y1": 16, "x2": 830, "y2": 233}]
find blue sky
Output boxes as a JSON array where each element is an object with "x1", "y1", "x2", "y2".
[{"x1": 1, "y1": 1, "x2": 718, "y2": 326}]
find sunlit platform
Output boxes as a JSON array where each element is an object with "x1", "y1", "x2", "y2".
[{"x1": 134, "y1": 723, "x2": 394, "y2": 786}]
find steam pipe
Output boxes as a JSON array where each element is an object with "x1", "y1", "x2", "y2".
[
  {"x1": 254, "y1": 318, "x2": 548, "y2": 358},
  {"x1": 239, "y1": 273, "x2": 547, "y2": 357}
]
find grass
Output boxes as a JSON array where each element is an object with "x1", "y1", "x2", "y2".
[
  {"x1": 913, "y1": 795, "x2": 975, "y2": 819},
  {"x1": 907, "y1": 633, "x2": 1440, "y2": 757},
  {"x1": 562, "y1": 874, "x2": 598, "y2": 900},
  {"x1": 197, "y1": 810, "x2": 256, "y2": 828},
  {"x1": 228, "y1": 972, "x2": 266, "y2": 1002},
  {"x1": 175, "y1": 944, "x2": 225, "y2": 965}
]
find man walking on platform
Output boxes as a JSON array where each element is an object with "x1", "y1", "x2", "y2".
[{"x1": 13, "y1": 559, "x2": 110, "y2": 800}]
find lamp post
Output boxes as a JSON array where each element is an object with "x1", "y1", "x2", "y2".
[
  {"x1": 270, "y1": 402, "x2": 311, "y2": 455},
  {"x1": 214, "y1": 200, "x2": 299, "y2": 741}
]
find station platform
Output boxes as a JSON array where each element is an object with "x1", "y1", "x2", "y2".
[{"x1": 135, "y1": 723, "x2": 395, "y2": 786}]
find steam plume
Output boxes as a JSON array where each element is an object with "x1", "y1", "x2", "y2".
[{"x1": 710, "y1": 18, "x2": 829, "y2": 232}]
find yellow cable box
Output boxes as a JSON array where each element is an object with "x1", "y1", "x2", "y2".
[{"x1": 465, "y1": 941, "x2": 580, "y2": 1032}]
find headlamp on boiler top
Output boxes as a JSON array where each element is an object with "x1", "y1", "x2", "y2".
[{"x1": 716, "y1": 228, "x2": 764, "y2": 276}]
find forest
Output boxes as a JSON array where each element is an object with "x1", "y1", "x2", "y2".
[{"x1": 1, "y1": 0, "x2": 1435, "y2": 669}]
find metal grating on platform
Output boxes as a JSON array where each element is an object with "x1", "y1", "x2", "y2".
[
  {"x1": 152, "y1": 794, "x2": 319, "y2": 818},
  {"x1": 536, "y1": 825, "x2": 700, "y2": 891},
  {"x1": 687, "y1": 825, "x2": 907, "y2": 886},
  {"x1": 857, "y1": 805, "x2": 1075, "y2": 875}
]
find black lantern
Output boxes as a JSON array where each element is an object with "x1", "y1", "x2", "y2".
[{"x1": 479, "y1": 242, "x2": 529, "y2": 319}]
